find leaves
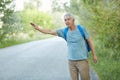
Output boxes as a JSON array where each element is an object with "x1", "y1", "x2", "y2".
[
  {"x1": 0, "y1": 0, "x2": 23, "y2": 42},
  {"x1": 19, "y1": 9, "x2": 55, "y2": 32}
]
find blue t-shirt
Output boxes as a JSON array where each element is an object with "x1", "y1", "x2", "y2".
[{"x1": 56, "y1": 25, "x2": 90, "y2": 60}]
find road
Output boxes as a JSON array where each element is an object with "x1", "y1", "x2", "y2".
[{"x1": 0, "y1": 37, "x2": 99, "y2": 80}]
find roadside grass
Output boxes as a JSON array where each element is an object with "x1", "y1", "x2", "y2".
[
  {"x1": 0, "y1": 34, "x2": 53, "y2": 48},
  {"x1": 89, "y1": 55, "x2": 120, "y2": 80},
  {"x1": 89, "y1": 40, "x2": 120, "y2": 80}
]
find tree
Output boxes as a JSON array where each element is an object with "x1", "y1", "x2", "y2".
[
  {"x1": 24, "y1": 0, "x2": 41, "y2": 10},
  {"x1": 52, "y1": 0, "x2": 70, "y2": 12},
  {"x1": 19, "y1": 9, "x2": 56, "y2": 32},
  {"x1": 0, "y1": 0, "x2": 23, "y2": 43}
]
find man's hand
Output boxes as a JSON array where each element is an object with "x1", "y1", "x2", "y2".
[
  {"x1": 93, "y1": 54, "x2": 98, "y2": 64},
  {"x1": 30, "y1": 22, "x2": 41, "y2": 30}
]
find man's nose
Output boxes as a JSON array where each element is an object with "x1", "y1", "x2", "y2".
[
  {"x1": 66, "y1": 20, "x2": 69, "y2": 22},
  {"x1": 65, "y1": 20, "x2": 69, "y2": 23}
]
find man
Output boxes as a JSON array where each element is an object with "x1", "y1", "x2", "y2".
[{"x1": 30, "y1": 13, "x2": 98, "y2": 80}]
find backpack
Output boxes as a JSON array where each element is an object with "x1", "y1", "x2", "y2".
[{"x1": 63, "y1": 25, "x2": 91, "y2": 52}]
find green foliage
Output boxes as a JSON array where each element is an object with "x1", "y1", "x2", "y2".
[
  {"x1": 78, "y1": 0, "x2": 120, "y2": 80},
  {"x1": 0, "y1": 0, "x2": 14, "y2": 12},
  {"x1": 0, "y1": 0, "x2": 23, "y2": 43},
  {"x1": 52, "y1": 0, "x2": 64, "y2": 12},
  {"x1": 84, "y1": 0, "x2": 120, "y2": 61},
  {"x1": 0, "y1": 31, "x2": 48, "y2": 47},
  {"x1": 19, "y1": 9, "x2": 56, "y2": 32}
]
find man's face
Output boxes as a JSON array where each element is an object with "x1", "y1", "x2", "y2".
[{"x1": 64, "y1": 16, "x2": 74, "y2": 27}]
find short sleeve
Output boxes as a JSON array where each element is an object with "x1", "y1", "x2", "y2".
[
  {"x1": 82, "y1": 27, "x2": 90, "y2": 39},
  {"x1": 56, "y1": 28, "x2": 65, "y2": 39}
]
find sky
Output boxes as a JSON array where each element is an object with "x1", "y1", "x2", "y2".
[
  {"x1": 15, "y1": 0, "x2": 70, "y2": 12},
  {"x1": 15, "y1": 0, "x2": 52, "y2": 12},
  {"x1": 15, "y1": 0, "x2": 24, "y2": 11}
]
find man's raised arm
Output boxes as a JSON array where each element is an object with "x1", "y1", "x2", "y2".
[{"x1": 30, "y1": 22, "x2": 58, "y2": 36}]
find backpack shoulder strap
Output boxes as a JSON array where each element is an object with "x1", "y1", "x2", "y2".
[
  {"x1": 77, "y1": 25, "x2": 85, "y2": 38},
  {"x1": 64, "y1": 27, "x2": 69, "y2": 40},
  {"x1": 77, "y1": 25, "x2": 91, "y2": 52}
]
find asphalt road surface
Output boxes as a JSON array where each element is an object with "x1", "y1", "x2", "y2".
[{"x1": 0, "y1": 37, "x2": 99, "y2": 80}]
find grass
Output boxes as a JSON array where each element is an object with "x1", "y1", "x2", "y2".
[
  {"x1": 90, "y1": 58, "x2": 120, "y2": 80},
  {"x1": 88, "y1": 40, "x2": 120, "y2": 80},
  {"x1": 0, "y1": 34, "x2": 53, "y2": 48},
  {"x1": 0, "y1": 39, "x2": 29, "y2": 48}
]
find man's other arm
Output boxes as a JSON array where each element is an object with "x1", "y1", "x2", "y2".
[{"x1": 87, "y1": 38, "x2": 98, "y2": 64}]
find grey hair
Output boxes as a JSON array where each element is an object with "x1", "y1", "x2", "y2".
[{"x1": 64, "y1": 13, "x2": 75, "y2": 20}]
